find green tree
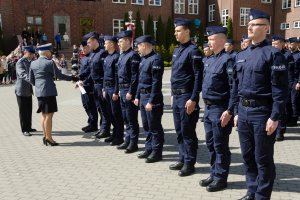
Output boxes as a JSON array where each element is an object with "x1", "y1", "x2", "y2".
[
  {"x1": 197, "y1": 21, "x2": 205, "y2": 47},
  {"x1": 134, "y1": 10, "x2": 143, "y2": 38},
  {"x1": 123, "y1": 12, "x2": 129, "y2": 30},
  {"x1": 165, "y1": 16, "x2": 176, "y2": 49},
  {"x1": 227, "y1": 18, "x2": 233, "y2": 39},
  {"x1": 146, "y1": 14, "x2": 154, "y2": 37},
  {"x1": 156, "y1": 16, "x2": 165, "y2": 46}
]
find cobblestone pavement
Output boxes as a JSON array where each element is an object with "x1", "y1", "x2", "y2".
[{"x1": 0, "y1": 70, "x2": 299, "y2": 200}]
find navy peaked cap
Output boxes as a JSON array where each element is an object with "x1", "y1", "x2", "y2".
[
  {"x1": 80, "y1": 40, "x2": 87, "y2": 46},
  {"x1": 206, "y1": 26, "x2": 227, "y2": 36},
  {"x1": 288, "y1": 37, "x2": 299, "y2": 43},
  {"x1": 135, "y1": 35, "x2": 155, "y2": 45},
  {"x1": 104, "y1": 35, "x2": 118, "y2": 43},
  {"x1": 116, "y1": 30, "x2": 132, "y2": 39},
  {"x1": 36, "y1": 43, "x2": 52, "y2": 51},
  {"x1": 174, "y1": 18, "x2": 192, "y2": 27},
  {"x1": 249, "y1": 8, "x2": 270, "y2": 21},
  {"x1": 83, "y1": 32, "x2": 99, "y2": 41},
  {"x1": 271, "y1": 34, "x2": 285, "y2": 42},
  {"x1": 23, "y1": 45, "x2": 35, "y2": 53}
]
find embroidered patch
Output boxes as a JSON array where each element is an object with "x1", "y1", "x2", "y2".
[
  {"x1": 272, "y1": 65, "x2": 286, "y2": 71},
  {"x1": 132, "y1": 60, "x2": 140, "y2": 63},
  {"x1": 236, "y1": 59, "x2": 245, "y2": 63},
  {"x1": 152, "y1": 66, "x2": 161, "y2": 70}
]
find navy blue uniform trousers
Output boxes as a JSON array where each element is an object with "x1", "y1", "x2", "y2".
[
  {"x1": 81, "y1": 88, "x2": 98, "y2": 128},
  {"x1": 140, "y1": 93, "x2": 164, "y2": 154},
  {"x1": 104, "y1": 87, "x2": 124, "y2": 140},
  {"x1": 119, "y1": 89, "x2": 139, "y2": 145},
  {"x1": 172, "y1": 93, "x2": 199, "y2": 165},
  {"x1": 94, "y1": 83, "x2": 111, "y2": 132},
  {"x1": 238, "y1": 103, "x2": 276, "y2": 200},
  {"x1": 204, "y1": 104, "x2": 232, "y2": 182}
]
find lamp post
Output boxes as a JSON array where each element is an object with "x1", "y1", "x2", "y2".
[{"x1": 125, "y1": 10, "x2": 135, "y2": 48}]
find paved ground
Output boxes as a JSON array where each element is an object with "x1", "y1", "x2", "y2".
[{"x1": 0, "y1": 70, "x2": 300, "y2": 200}]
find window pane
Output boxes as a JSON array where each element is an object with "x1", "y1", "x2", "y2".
[
  {"x1": 27, "y1": 16, "x2": 34, "y2": 24},
  {"x1": 35, "y1": 17, "x2": 42, "y2": 25}
]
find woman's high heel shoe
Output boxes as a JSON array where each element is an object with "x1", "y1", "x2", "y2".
[
  {"x1": 43, "y1": 137, "x2": 46, "y2": 145},
  {"x1": 45, "y1": 139, "x2": 59, "y2": 146}
]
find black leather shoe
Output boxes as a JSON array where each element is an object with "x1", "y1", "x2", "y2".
[
  {"x1": 117, "y1": 142, "x2": 129, "y2": 150},
  {"x1": 95, "y1": 130, "x2": 110, "y2": 139},
  {"x1": 84, "y1": 126, "x2": 98, "y2": 133},
  {"x1": 125, "y1": 143, "x2": 138, "y2": 153},
  {"x1": 110, "y1": 139, "x2": 124, "y2": 146},
  {"x1": 206, "y1": 180, "x2": 227, "y2": 192},
  {"x1": 23, "y1": 131, "x2": 32, "y2": 136},
  {"x1": 137, "y1": 151, "x2": 152, "y2": 159},
  {"x1": 81, "y1": 125, "x2": 89, "y2": 131},
  {"x1": 275, "y1": 134, "x2": 284, "y2": 141},
  {"x1": 29, "y1": 128, "x2": 37, "y2": 132},
  {"x1": 178, "y1": 164, "x2": 195, "y2": 177},
  {"x1": 104, "y1": 136, "x2": 114, "y2": 143},
  {"x1": 199, "y1": 176, "x2": 214, "y2": 187},
  {"x1": 169, "y1": 161, "x2": 184, "y2": 170},
  {"x1": 145, "y1": 152, "x2": 162, "y2": 163},
  {"x1": 238, "y1": 195, "x2": 255, "y2": 200}
]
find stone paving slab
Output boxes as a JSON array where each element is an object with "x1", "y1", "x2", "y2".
[{"x1": 0, "y1": 70, "x2": 299, "y2": 200}]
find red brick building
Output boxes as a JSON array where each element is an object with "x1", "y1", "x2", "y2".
[
  {"x1": 0, "y1": 0, "x2": 206, "y2": 53},
  {"x1": 206, "y1": 0, "x2": 300, "y2": 45},
  {"x1": 1, "y1": 0, "x2": 299, "y2": 53}
]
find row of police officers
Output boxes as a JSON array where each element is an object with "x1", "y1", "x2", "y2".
[{"x1": 75, "y1": 8, "x2": 298, "y2": 200}]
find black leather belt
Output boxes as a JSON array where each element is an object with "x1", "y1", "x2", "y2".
[
  {"x1": 104, "y1": 81, "x2": 114, "y2": 87},
  {"x1": 203, "y1": 99, "x2": 228, "y2": 106},
  {"x1": 119, "y1": 83, "x2": 130, "y2": 89},
  {"x1": 172, "y1": 88, "x2": 191, "y2": 95},
  {"x1": 140, "y1": 88, "x2": 151, "y2": 94},
  {"x1": 241, "y1": 99, "x2": 271, "y2": 107}
]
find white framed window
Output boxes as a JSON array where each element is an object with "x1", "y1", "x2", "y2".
[
  {"x1": 296, "y1": 0, "x2": 300, "y2": 7},
  {"x1": 149, "y1": 0, "x2": 161, "y2": 6},
  {"x1": 132, "y1": 0, "x2": 144, "y2": 5},
  {"x1": 112, "y1": 0, "x2": 126, "y2": 3},
  {"x1": 153, "y1": 21, "x2": 157, "y2": 38},
  {"x1": 188, "y1": 0, "x2": 198, "y2": 15},
  {"x1": 113, "y1": 19, "x2": 124, "y2": 35},
  {"x1": 282, "y1": 0, "x2": 291, "y2": 9},
  {"x1": 132, "y1": 20, "x2": 145, "y2": 34},
  {"x1": 280, "y1": 22, "x2": 290, "y2": 30},
  {"x1": 261, "y1": 0, "x2": 272, "y2": 3},
  {"x1": 240, "y1": 7, "x2": 250, "y2": 26},
  {"x1": 208, "y1": 4, "x2": 215, "y2": 22},
  {"x1": 174, "y1": 0, "x2": 185, "y2": 14},
  {"x1": 222, "y1": 9, "x2": 229, "y2": 26},
  {"x1": 294, "y1": 21, "x2": 300, "y2": 28}
]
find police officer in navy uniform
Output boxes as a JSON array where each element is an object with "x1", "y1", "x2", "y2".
[
  {"x1": 115, "y1": 30, "x2": 141, "y2": 153},
  {"x1": 231, "y1": 9, "x2": 288, "y2": 200},
  {"x1": 84, "y1": 32, "x2": 111, "y2": 139},
  {"x1": 133, "y1": 35, "x2": 164, "y2": 163},
  {"x1": 200, "y1": 26, "x2": 234, "y2": 192},
  {"x1": 15, "y1": 45, "x2": 37, "y2": 136},
  {"x1": 288, "y1": 37, "x2": 300, "y2": 127},
  {"x1": 168, "y1": 18, "x2": 203, "y2": 177},
  {"x1": 203, "y1": 43, "x2": 214, "y2": 64},
  {"x1": 271, "y1": 35, "x2": 295, "y2": 141},
  {"x1": 241, "y1": 35, "x2": 252, "y2": 50},
  {"x1": 224, "y1": 39, "x2": 237, "y2": 61},
  {"x1": 78, "y1": 40, "x2": 98, "y2": 133},
  {"x1": 102, "y1": 35, "x2": 124, "y2": 146}
]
